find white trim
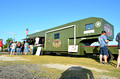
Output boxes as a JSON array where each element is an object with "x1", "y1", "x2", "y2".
[
  {"x1": 68, "y1": 39, "x2": 69, "y2": 47},
  {"x1": 46, "y1": 25, "x2": 75, "y2": 34},
  {"x1": 74, "y1": 25, "x2": 76, "y2": 46},
  {"x1": 45, "y1": 25, "x2": 76, "y2": 49},
  {"x1": 81, "y1": 38, "x2": 86, "y2": 40}
]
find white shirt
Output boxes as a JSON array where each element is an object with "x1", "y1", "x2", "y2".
[
  {"x1": 11, "y1": 43, "x2": 16, "y2": 49},
  {"x1": 35, "y1": 37, "x2": 39, "y2": 44}
]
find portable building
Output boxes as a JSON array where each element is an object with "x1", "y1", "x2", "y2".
[{"x1": 27, "y1": 17, "x2": 114, "y2": 56}]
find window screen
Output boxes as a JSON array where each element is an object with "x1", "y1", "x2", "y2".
[
  {"x1": 54, "y1": 33, "x2": 60, "y2": 39},
  {"x1": 85, "y1": 23, "x2": 93, "y2": 30}
]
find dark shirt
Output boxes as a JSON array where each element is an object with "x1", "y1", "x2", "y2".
[
  {"x1": 8, "y1": 42, "x2": 12, "y2": 48},
  {"x1": 116, "y1": 32, "x2": 120, "y2": 46},
  {"x1": 21, "y1": 44, "x2": 24, "y2": 49},
  {"x1": 116, "y1": 32, "x2": 120, "y2": 42},
  {"x1": 16, "y1": 45, "x2": 21, "y2": 48},
  {"x1": 21, "y1": 44, "x2": 24, "y2": 51}
]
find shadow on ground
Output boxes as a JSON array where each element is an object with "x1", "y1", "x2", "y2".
[{"x1": 60, "y1": 66, "x2": 94, "y2": 79}]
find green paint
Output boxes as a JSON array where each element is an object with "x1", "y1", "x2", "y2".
[{"x1": 28, "y1": 17, "x2": 115, "y2": 55}]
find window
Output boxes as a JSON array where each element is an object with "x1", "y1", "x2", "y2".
[
  {"x1": 85, "y1": 23, "x2": 93, "y2": 30},
  {"x1": 54, "y1": 33, "x2": 60, "y2": 39}
]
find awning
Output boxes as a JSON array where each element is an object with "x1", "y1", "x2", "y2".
[{"x1": 22, "y1": 36, "x2": 44, "y2": 40}]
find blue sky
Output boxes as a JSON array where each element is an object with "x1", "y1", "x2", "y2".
[{"x1": 0, "y1": 0, "x2": 120, "y2": 45}]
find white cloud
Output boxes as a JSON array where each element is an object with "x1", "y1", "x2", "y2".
[{"x1": 4, "y1": 32, "x2": 14, "y2": 35}]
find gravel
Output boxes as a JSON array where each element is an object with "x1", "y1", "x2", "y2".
[
  {"x1": 0, "y1": 52, "x2": 8, "y2": 55},
  {"x1": 0, "y1": 55, "x2": 29, "y2": 61},
  {"x1": 0, "y1": 53, "x2": 49, "y2": 79},
  {"x1": 0, "y1": 62, "x2": 48, "y2": 79}
]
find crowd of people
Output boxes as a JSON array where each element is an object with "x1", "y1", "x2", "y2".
[{"x1": 7, "y1": 40, "x2": 29, "y2": 55}]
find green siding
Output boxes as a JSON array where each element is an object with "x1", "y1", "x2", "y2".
[
  {"x1": 46, "y1": 27, "x2": 74, "y2": 51},
  {"x1": 76, "y1": 17, "x2": 102, "y2": 37},
  {"x1": 28, "y1": 17, "x2": 114, "y2": 55},
  {"x1": 45, "y1": 17, "x2": 106, "y2": 53}
]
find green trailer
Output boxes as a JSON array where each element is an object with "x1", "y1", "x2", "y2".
[{"x1": 27, "y1": 17, "x2": 116, "y2": 60}]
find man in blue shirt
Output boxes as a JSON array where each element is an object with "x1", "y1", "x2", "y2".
[{"x1": 98, "y1": 31, "x2": 109, "y2": 64}]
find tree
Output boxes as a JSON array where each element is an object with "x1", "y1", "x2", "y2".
[{"x1": 4, "y1": 38, "x2": 13, "y2": 48}]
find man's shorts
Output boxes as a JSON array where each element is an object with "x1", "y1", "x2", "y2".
[
  {"x1": 118, "y1": 43, "x2": 120, "y2": 49},
  {"x1": 8, "y1": 48, "x2": 11, "y2": 52},
  {"x1": 100, "y1": 46, "x2": 108, "y2": 55},
  {"x1": 118, "y1": 47, "x2": 120, "y2": 50},
  {"x1": 11, "y1": 49, "x2": 15, "y2": 52},
  {"x1": 118, "y1": 45, "x2": 120, "y2": 49}
]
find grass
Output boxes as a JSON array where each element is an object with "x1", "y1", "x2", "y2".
[{"x1": 1, "y1": 54, "x2": 120, "y2": 79}]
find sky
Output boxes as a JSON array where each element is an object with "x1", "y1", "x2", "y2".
[{"x1": 0, "y1": 0, "x2": 120, "y2": 45}]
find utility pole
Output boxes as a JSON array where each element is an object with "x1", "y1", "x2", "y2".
[{"x1": 14, "y1": 34, "x2": 16, "y2": 42}]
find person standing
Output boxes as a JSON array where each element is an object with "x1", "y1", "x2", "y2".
[
  {"x1": 16, "y1": 42, "x2": 21, "y2": 55},
  {"x1": 98, "y1": 31, "x2": 109, "y2": 64},
  {"x1": 21, "y1": 41, "x2": 25, "y2": 55},
  {"x1": 24, "y1": 40, "x2": 29, "y2": 55},
  {"x1": 15, "y1": 41, "x2": 17, "y2": 54},
  {"x1": 10, "y1": 42, "x2": 17, "y2": 55},
  {"x1": 8, "y1": 41, "x2": 12, "y2": 55},
  {"x1": 116, "y1": 32, "x2": 120, "y2": 68},
  {"x1": 0, "y1": 39, "x2": 3, "y2": 52}
]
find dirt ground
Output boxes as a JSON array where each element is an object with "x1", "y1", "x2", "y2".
[{"x1": 0, "y1": 52, "x2": 118, "y2": 79}]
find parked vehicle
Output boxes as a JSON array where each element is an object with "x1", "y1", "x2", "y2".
[{"x1": 24, "y1": 17, "x2": 115, "y2": 60}]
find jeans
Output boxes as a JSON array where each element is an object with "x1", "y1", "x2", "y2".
[
  {"x1": 8, "y1": 48, "x2": 11, "y2": 52},
  {"x1": 16, "y1": 48, "x2": 21, "y2": 55}
]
